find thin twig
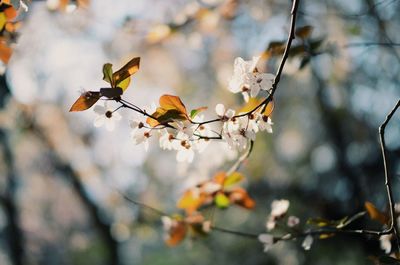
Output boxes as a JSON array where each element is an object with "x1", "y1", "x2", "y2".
[{"x1": 379, "y1": 99, "x2": 400, "y2": 251}]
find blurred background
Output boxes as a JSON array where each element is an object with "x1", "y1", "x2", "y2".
[{"x1": 0, "y1": 0, "x2": 400, "y2": 264}]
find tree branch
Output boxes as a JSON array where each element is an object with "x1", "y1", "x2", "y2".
[{"x1": 379, "y1": 99, "x2": 400, "y2": 251}]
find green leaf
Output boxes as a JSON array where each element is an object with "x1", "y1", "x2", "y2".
[
  {"x1": 223, "y1": 172, "x2": 244, "y2": 188},
  {"x1": 215, "y1": 193, "x2": 230, "y2": 208},
  {"x1": 103, "y1": 63, "x2": 114, "y2": 86},
  {"x1": 189, "y1": 107, "x2": 207, "y2": 119}
]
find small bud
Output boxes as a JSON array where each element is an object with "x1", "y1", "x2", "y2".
[{"x1": 105, "y1": 111, "x2": 113, "y2": 118}]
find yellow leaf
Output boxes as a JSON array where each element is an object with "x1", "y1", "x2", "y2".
[
  {"x1": 238, "y1": 98, "x2": 263, "y2": 113},
  {"x1": 0, "y1": 13, "x2": 6, "y2": 31},
  {"x1": 223, "y1": 172, "x2": 244, "y2": 188},
  {"x1": 177, "y1": 190, "x2": 204, "y2": 214}
]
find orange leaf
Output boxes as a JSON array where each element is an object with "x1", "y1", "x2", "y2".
[
  {"x1": 146, "y1": 95, "x2": 188, "y2": 127},
  {"x1": 229, "y1": 188, "x2": 255, "y2": 209},
  {"x1": 165, "y1": 220, "x2": 187, "y2": 247},
  {"x1": 263, "y1": 99, "x2": 274, "y2": 117},
  {"x1": 159, "y1": 94, "x2": 187, "y2": 114},
  {"x1": 212, "y1": 172, "x2": 227, "y2": 185},
  {"x1": 0, "y1": 42, "x2": 12, "y2": 64},
  {"x1": 4, "y1": 7, "x2": 17, "y2": 21},
  {"x1": 112, "y1": 57, "x2": 140, "y2": 87},
  {"x1": 69, "y1": 91, "x2": 101, "y2": 112},
  {"x1": 364, "y1": 201, "x2": 388, "y2": 225}
]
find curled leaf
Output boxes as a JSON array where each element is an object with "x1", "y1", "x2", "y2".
[
  {"x1": 100, "y1": 87, "x2": 123, "y2": 99},
  {"x1": 112, "y1": 57, "x2": 140, "y2": 89}
]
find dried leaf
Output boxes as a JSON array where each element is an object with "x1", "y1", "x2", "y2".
[
  {"x1": 69, "y1": 91, "x2": 101, "y2": 112},
  {"x1": 365, "y1": 201, "x2": 389, "y2": 225},
  {"x1": 112, "y1": 57, "x2": 140, "y2": 89}
]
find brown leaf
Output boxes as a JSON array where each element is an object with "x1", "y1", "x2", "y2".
[
  {"x1": 295, "y1": 25, "x2": 314, "y2": 39},
  {"x1": 69, "y1": 91, "x2": 101, "y2": 112},
  {"x1": 112, "y1": 57, "x2": 140, "y2": 87},
  {"x1": 165, "y1": 220, "x2": 187, "y2": 247}
]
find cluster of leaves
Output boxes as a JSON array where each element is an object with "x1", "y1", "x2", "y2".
[
  {"x1": 69, "y1": 57, "x2": 140, "y2": 112},
  {"x1": 262, "y1": 25, "x2": 325, "y2": 70},
  {"x1": 146, "y1": 94, "x2": 207, "y2": 128},
  {"x1": 160, "y1": 171, "x2": 254, "y2": 247},
  {"x1": 177, "y1": 171, "x2": 255, "y2": 214},
  {"x1": 0, "y1": 1, "x2": 24, "y2": 64}
]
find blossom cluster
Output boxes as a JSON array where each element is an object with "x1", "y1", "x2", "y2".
[{"x1": 90, "y1": 56, "x2": 275, "y2": 162}]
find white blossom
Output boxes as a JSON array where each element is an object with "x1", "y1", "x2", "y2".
[
  {"x1": 215, "y1": 104, "x2": 235, "y2": 119},
  {"x1": 380, "y1": 234, "x2": 392, "y2": 254},
  {"x1": 302, "y1": 235, "x2": 313, "y2": 251},
  {"x1": 258, "y1": 233, "x2": 275, "y2": 252},
  {"x1": 93, "y1": 102, "x2": 122, "y2": 131},
  {"x1": 287, "y1": 216, "x2": 300, "y2": 227},
  {"x1": 228, "y1": 57, "x2": 275, "y2": 102},
  {"x1": 271, "y1": 199, "x2": 290, "y2": 217}
]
